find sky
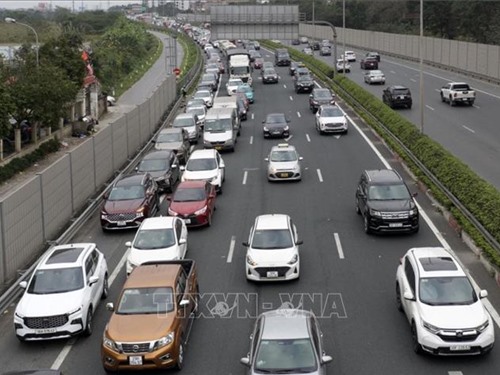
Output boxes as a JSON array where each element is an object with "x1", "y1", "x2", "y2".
[{"x1": 0, "y1": 1, "x2": 141, "y2": 11}]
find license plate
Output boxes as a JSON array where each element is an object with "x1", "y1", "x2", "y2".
[
  {"x1": 184, "y1": 218, "x2": 191, "y2": 224},
  {"x1": 129, "y1": 356, "x2": 143, "y2": 365},
  {"x1": 450, "y1": 345, "x2": 471, "y2": 351},
  {"x1": 215, "y1": 146, "x2": 222, "y2": 150},
  {"x1": 389, "y1": 223, "x2": 403, "y2": 228},
  {"x1": 462, "y1": 98, "x2": 468, "y2": 101},
  {"x1": 36, "y1": 328, "x2": 56, "y2": 334},
  {"x1": 267, "y1": 271, "x2": 279, "y2": 278},
  {"x1": 279, "y1": 173, "x2": 290, "y2": 178},
  {"x1": 273, "y1": 131, "x2": 280, "y2": 135},
  {"x1": 117, "y1": 221, "x2": 126, "y2": 226},
  {"x1": 399, "y1": 96, "x2": 405, "y2": 99}
]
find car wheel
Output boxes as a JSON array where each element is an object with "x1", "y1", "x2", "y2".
[
  {"x1": 470, "y1": 100, "x2": 475, "y2": 106},
  {"x1": 440, "y1": 93, "x2": 445, "y2": 102},
  {"x1": 363, "y1": 215, "x2": 372, "y2": 234},
  {"x1": 16, "y1": 335, "x2": 26, "y2": 342},
  {"x1": 175, "y1": 343, "x2": 184, "y2": 370},
  {"x1": 396, "y1": 283, "x2": 403, "y2": 312},
  {"x1": 408, "y1": 104, "x2": 412, "y2": 109},
  {"x1": 84, "y1": 308, "x2": 93, "y2": 336},
  {"x1": 355, "y1": 198, "x2": 361, "y2": 214},
  {"x1": 101, "y1": 273, "x2": 109, "y2": 299},
  {"x1": 411, "y1": 322, "x2": 423, "y2": 354},
  {"x1": 207, "y1": 212, "x2": 212, "y2": 227},
  {"x1": 449, "y1": 97, "x2": 454, "y2": 106}
]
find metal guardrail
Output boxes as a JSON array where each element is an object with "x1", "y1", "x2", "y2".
[{"x1": 0, "y1": 40, "x2": 204, "y2": 314}]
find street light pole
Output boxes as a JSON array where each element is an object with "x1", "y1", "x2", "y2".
[
  {"x1": 342, "y1": 0, "x2": 346, "y2": 75},
  {"x1": 5, "y1": 17, "x2": 39, "y2": 67},
  {"x1": 419, "y1": 0, "x2": 424, "y2": 134}
]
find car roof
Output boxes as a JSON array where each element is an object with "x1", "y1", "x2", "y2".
[
  {"x1": 364, "y1": 169, "x2": 402, "y2": 184},
  {"x1": 175, "y1": 113, "x2": 197, "y2": 120},
  {"x1": 190, "y1": 149, "x2": 217, "y2": 159},
  {"x1": 142, "y1": 150, "x2": 175, "y2": 160},
  {"x1": 260, "y1": 309, "x2": 312, "y2": 340},
  {"x1": 319, "y1": 105, "x2": 341, "y2": 112},
  {"x1": 159, "y1": 128, "x2": 183, "y2": 134},
  {"x1": 254, "y1": 214, "x2": 290, "y2": 230},
  {"x1": 407, "y1": 247, "x2": 465, "y2": 278},
  {"x1": 41, "y1": 243, "x2": 96, "y2": 269},
  {"x1": 390, "y1": 85, "x2": 409, "y2": 90},
  {"x1": 271, "y1": 143, "x2": 296, "y2": 152},
  {"x1": 125, "y1": 263, "x2": 181, "y2": 288},
  {"x1": 138, "y1": 216, "x2": 176, "y2": 230},
  {"x1": 313, "y1": 88, "x2": 331, "y2": 94}
]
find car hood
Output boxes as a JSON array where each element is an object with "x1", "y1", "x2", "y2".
[
  {"x1": 104, "y1": 199, "x2": 145, "y2": 214},
  {"x1": 264, "y1": 123, "x2": 287, "y2": 129},
  {"x1": 418, "y1": 302, "x2": 488, "y2": 329},
  {"x1": 146, "y1": 170, "x2": 168, "y2": 179},
  {"x1": 17, "y1": 290, "x2": 84, "y2": 316},
  {"x1": 248, "y1": 247, "x2": 297, "y2": 265},
  {"x1": 318, "y1": 115, "x2": 346, "y2": 124},
  {"x1": 269, "y1": 161, "x2": 298, "y2": 170},
  {"x1": 106, "y1": 312, "x2": 176, "y2": 342},
  {"x1": 156, "y1": 141, "x2": 182, "y2": 151},
  {"x1": 128, "y1": 246, "x2": 180, "y2": 265},
  {"x1": 169, "y1": 200, "x2": 206, "y2": 215},
  {"x1": 368, "y1": 199, "x2": 415, "y2": 212},
  {"x1": 183, "y1": 169, "x2": 217, "y2": 181},
  {"x1": 204, "y1": 131, "x2": 232, "y2": 142}
]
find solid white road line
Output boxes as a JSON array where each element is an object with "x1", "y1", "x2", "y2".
[
  {"x1": 227, "y1": 236, "x2": 236, "y2": 263},
  {"x1": 297, "y1": 111, "x2": 301, "y2": 118},
  {"x1": 249, "y1": 136, "x2": 254, "y2": 145},
  {"x1": 463, "y1": 125, "x2": 475, "y2": 133},
  {"x1": 283, "y1": 84, "x2": 287, "y2": 89},
  {"x1": 316, "y1": 169, "x2": 323, "y2": 182},
  {"x1": 242, "y1": 170, "x2": 248, "y2": 185},
  {"x1": 334, "y1": 233, "x2": 344, "y2": 259},
  {"x1": 425, "y1": 105, "x2": 435, "y2": 111},
  {"x1": 289, "y1": 96, "x2": 294, "y2": 101},
  {"x1": 306, "y1": 134, "x2": 311, "y2": 142},
  {"x1": 285, "y1": 135, "x2": 293, "y2": 142},
  {"x1": 410, "y1": 78, "x2": 416, "y2": 82},
  {"x1": 448, "y1": 372, "x2": 463, "y2": 375},
  {"x1": 251, "y1": 113, "x2": 254, "y2": 120},
  {"x1": 473, "y1": 104, "x2": 480, "y2": 109}
]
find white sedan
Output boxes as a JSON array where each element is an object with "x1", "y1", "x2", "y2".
[
  {"x1": 181, "y1": 149, "x2": 225, "y2": 193},
  {"x1": 243, "y1": 214, "x2": 301, "y2": 282},
  {"x1": 364, "y1": 70, "x2": 386, "y2": 85},
  {"x1": 226, "y1": 78, "x2": 244, "y2": 96},
  {"x1": 126, "y1": 217, "x2": 188, "y2": 275},
  {"x1": 315, "y1": 105, "x2": 348, "y2": 134},
  {"x1": 336, "y1": 59, "x2": 351, "y2": 73},
  {"x1": 193, "y1": 89, "x2": 214, "y2": 107}
]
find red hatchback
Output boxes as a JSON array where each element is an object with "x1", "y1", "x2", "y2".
[{"x1": 168, "y1": 181, "x2": 216, "y2": 227}]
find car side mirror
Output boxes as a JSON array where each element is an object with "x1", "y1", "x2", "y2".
[
  {"x1": 179, "y1": 299, "x2": 190, "y2": 307},
  {"x1": 322, "y1": 355, "x2": 333, "y2": 364},
  {"x1": 89, "y1": 275, "x2": 99, "y2": 286},
  {"x1": 103, "y1": 191, "x2": 109, "y2": 199},
  {"x1": 412, "y1": 192, "x2": 418, "y2": 198},
  {"x1": 264, "y1": 157, "x2": 269, "y2": 162},
  {"x1": 296, "y1": 240, "x2": 304, "y2": 245},
  {"x1": 106, "y1": 302, "x2": 114, "y2": 312},
  {"x1": 172, "y1": 164, "x2": 177, "y2": 169},
  {"x1": 179, "y1": 238, "x2": 187, "y2": 245},
  {"x1": 180, "y1": 166, "x2": 186, "y2": 171},
  {"x1": 19, "y1": 281, "x2": 27, "y2": 289},
  {"x1": 299, "y1": 156, "x2": 303, "y2": 161},
  {"x1": 134, "y1": 166, "x2": 139, "y2": 171},
  {"x1": 403, "y1": 290, "x2": 415, "y2": 301},
  {"x1": 479, "y1": 290, "x2": 488, "y2": 298},
  {"x1": 152, "y1": 139, "x2": 156, "y2": 143},
  {"x1": 240, "y1": 356, "x2": 251, "y2": 366},
  {"x1": 242, "y1": 242, "x2": 250, "y2": 247},
  {"x1": 125, "y1": 241, "x2": 132, "y2": 248},
  {"x1": 262, "y1": 120, "x2": 265, "y2": 123}
]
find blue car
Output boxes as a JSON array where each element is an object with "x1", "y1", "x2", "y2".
[{"x1": 236, "y1": 84, "x2": 255, "y2": 104}]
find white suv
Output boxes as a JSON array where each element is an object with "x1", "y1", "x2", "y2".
[
  {"x1": 396, "y1": 247, "x2": 494, "y2": 355},
  {"x1": 243, "y1": 214, "x2": 302, "y2": 281},
  {"x1": 181, "y1": 149, "x2": 225, "y2": 193},
  {"x1": 126, "y1": 216, "x2": 188, "y2": 275},
  {"x1": 14, "y1": 243, "x2": 108, "y2": 341}
]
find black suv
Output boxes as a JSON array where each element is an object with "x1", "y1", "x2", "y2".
[
  {"x1": 275, "y1": 48, "x2": 291, "y2": 66},
  {"x1": 136, "y1": 150, "x2": 180, "y2": 193},
  {"x1": 309, "y1": 88, "x2": 335, "y2": 113},
  {"x1": 294, "y1": 74, "x2": 314, "y2": 93},
  {"x1": 355, "y1": 169, "x2": 419, "y2": 234},
  {"x1": 382, "y1": 85, "x2": 412, "y2": 109}
]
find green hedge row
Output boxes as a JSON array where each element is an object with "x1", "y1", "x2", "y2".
[
  {"x1": 261, "y1": 41, "x2": 500, "y2": 268},
  {"x1": 0, "y1": 138, "x2": 60, "y2": 185}
]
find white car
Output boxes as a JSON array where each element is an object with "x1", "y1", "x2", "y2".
[
  {"x1": 125, "y1": 217, "x2": 188, "y2": 275},
  {"x1": 364, "y1": 70, "x2": 386, "y2": 85},
  {"x1": 14, "y1": 243, "x2": 108, "y2": 341},
  {"x1": 243, "y1": 214, "x2": 302, "y2": 281},
  {"x1": 344, "y1": 50, "x2": 356, "y2": 61},
  {"x1": 181, "y1": 149, "x2": 225, "y2": 193},
  {"x1": 226, "y1": 78, "x2": 244, "y2": 96},
  {"x1": 107, "y1": 95, "x2": 116, "y2": 106},
  {"x1": 193, "y1": 89, "x2": 214, "y2": 107},
  {"x1": 315, "y1": 105, "x2": 348, "y2": 134},
  {"x1": 336, "y1": 59, "x2": 351, "y2": 73},
  {"x1": 396, "y1": 247, "x2": 494, "y2": 355},
  {"x1": 186, "y1": 104, "x2": 206, "y2": 128},
  {"x1": 265, "y1": 143, "x2": 303, "y2": 182}
]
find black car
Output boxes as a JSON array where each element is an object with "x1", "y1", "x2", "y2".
[
  {"x1": 262, "y1": 113, "x2": 290, "y2": 138},
  {"x1": 366, "y1": 51, "x2": 381, "y2": 62},
  {"x1": 289, "y1": 61, "x2": 305, "y2": 76},
  {"x1": 355, "y1": 169, "x2": 419, "y2": 234},
  {"x1": 309, "y1": 88, "x2": 335, "y2": 113},
  {"x1": 320, "y1": 46, "x2": 331, "y2": 56},
  {"x1": 275, "y1": 48, "x2": 291, "y2": 66},
  {"x1": 154, "y1": 127, "x2": 191, "y2": 165},
  {"x1": 309, "y1": 41, "x2": 321, "y2": 50},
  {"x1": 294, "y1": 74, "x2": 315, "y2": 93},
  {"x1": 262, "y1": 67, "x2": 279, "y2": 84},
  {"x1": 360, "y1": 57, "x2": 379, "y2": 70},
  {"x1": 136, "y1": 150, "x2": 180, "y2": 193},
  {"x1": 200, "y1": 72, "x2": 218, "y2": 92},
  {"x1": 291, "y1": 39, "x2": 300, "y2": 45},
  {"x1": 383, "y1": 85, "x2": 412, "y2": 109},
  {"x1": 236, "y1": 98, "x2": 248, "y2": 121}
]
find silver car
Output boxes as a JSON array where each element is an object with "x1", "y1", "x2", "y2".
[
  {"x1": 364, "y1": 70, "x2": 386, "y2": 85},
  {"x1": 265, "y1": 143, "x2": 302, "y2": 182},
  {"x1": 240, "y1": 309, "x2": 333, "y2": 374}
]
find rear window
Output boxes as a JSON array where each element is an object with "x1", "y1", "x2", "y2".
[
  {"x1": 393, "y1": 88, "x2": 410, "y2": 95},
  {"x1": 453, "y1": 84, "x2": 471, "y2": 90}
]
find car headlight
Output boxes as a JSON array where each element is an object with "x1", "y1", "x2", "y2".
[
  {"x1": 269, "y1": 166, "x2": 277, "y2": 174},
  {"x1": 263, "y1": 126, "x2": 269, "y2": 131},
  {"x1": 476, "y1": 319, "x2": 490, "y2": 333},
  {"x1": 136, "y1": 206, "x2": 145, "y2": 216},
  {"x1": 194, "y1": 206, "x2": 207, "y2": 215},
  {"x1": 168, "y1": 207, "x2": 178, "y2": 216},
  {"x1": 67, "y1": 307, "x2": 82, "y2": 316},
  {"x1": 154, "y1": 332, "x2": 175, "y2": 350},
  {"x1": 103, "y1": 333, "x2": 120, "y2": 352},
  {"x1": 369, "y1": 208, "x2": 382, "y2": 217},
  {"x1": 408, "y1": 209, "x2": 416, "y2": 216},
  {"x1": 284, "y1": 126, "x2": 289, "y2": 131},
  {"x1": 422, "y1": 320, "x2": 440, "y2": 334},
  {"x1": 246, "y1": 255, "x2": 257, "y2": 266},
  {"x1": 288, "y1": 254, "x2": 298, "y2": 265}
]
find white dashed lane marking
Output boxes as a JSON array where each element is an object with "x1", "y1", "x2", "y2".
[
  {"x1": 334, "y1": 233, "x2": 344, "y2": 259},
  {"x1": 316, "y1": 169, "x2": 323, "y2": 182}
]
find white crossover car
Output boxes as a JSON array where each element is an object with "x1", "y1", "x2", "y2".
[
  {"x1": 344, "y1": 50, "x2": 356, "y2": 61},
  {"x1": 265, "y1": 143, "x2": 303, "y2": 182},
  {"x1": 243, "y1": 214, "x2": 302, "y2": 281},
  {"x1": 181, "y1": 149, "x2": 225, "y2": 193},
  {"x1": 335, "y1": 59, "x2": 351, "y2": 73},
  {"x1": 14, "y1": 243, "x2": 108, "y2": 341},
  {"x1": 126, "y1": 217, "x2": 188, "y2": 275},
  {"x1": 396, "y1": 247, "x2": 494, "y2": 355},
  {"x1": 364, "y1": 70, "x2": 386, "y2": 85},
  {"x1": 315, "y1": 105, "x2": 348, "y2": 134},
  {"x1": 226, "y1": 78, "x2": 244, "y2": 96}
]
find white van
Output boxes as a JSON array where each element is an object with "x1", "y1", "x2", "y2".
[
  {"x1": 213, "y1": 95, "x2": 238, "y2": 110},
  {"x1": 203, "y1": 107, "x2": 240, "y2": 152}
]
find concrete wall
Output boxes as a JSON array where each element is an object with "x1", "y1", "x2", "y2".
[{"x1": 0, "y1": 74, "x2": 177, "y2": 285}]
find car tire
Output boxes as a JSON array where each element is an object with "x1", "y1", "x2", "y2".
[
  {"x1": 355, "y1": 198, "x2": 361, "y2": 214},
  {"x1": 411, "y1": 322, "x2": 423, "y2": 354},
  {"x1": 396, "y1": 283, "x2": 403, "y2": 312},
  {"x1": 101, "y1": 273, "x2": 109, "y2": 299},
  {"x1": 363, "y1": 215, "x2": 372, "y2": 234},
  {"x1": 175, "y1": 343, "x2": 184, "y2": 370},
  {"x1": 449, "y1": 97, "x2": 454, "y2": 106},
  {"x1": 440, "y1": 93, "x2": 445, "y2": 102},
  {"x1": 84, "y1": 308, "x2": 93, "y2": 336},
  {"x1": 207, "y1": 212, "x2": 212, "y2": 227},
  {"x1": 408, "y1": 104, "x2": 412, "y2": 109}
]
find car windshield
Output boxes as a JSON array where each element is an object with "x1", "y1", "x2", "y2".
[
  {"x1": 187, "y1": 99, "x2": 205, "y2": 107},
  {"x1": 228, "y1": 79, "x2": 243, "y2": 86},
  {"x1": 254, "y1": 338, "x2": 317, "y2": 372},
  {"x1": 270, "y1": 150, "x2": 297, "y2": 162},
  {"x1": 117, "y1": 287, "x2": 174, "y2": 314},
  {"x1": 173, "y1": 118, "x2": 195, "y2": 128},
  {"x1": 419, "y1": 277, "x2": 477, "y2": 306},
  {"x1": 108, "y1": 185, "x2": 145, "y2": 200},
  {"x1": 186, "y1": 158, "x2": 217, "y2": 171},
  {"x1": 251, "y1": 229, "x2": 293, "y2": 249},
  {"x1": 297, "y1": 75, "x2": 312, "y2": 82},
  {"x1": 187, "y1": 107, "x2": 205, "y2": 116},
  {"x1": 194, "y1": 91, "x2": 210, "y2": 99},
  {"x1": 28, "y1": 267, "x2": 84, "y2": 294},
  {"x1": 321, "y1": 107, "x2": 343, "y2": 117},
  {"x1": 138, "y1": 159, "x2": 169, "y2": 172},
  {"x1": 266, "y1": 115, "x2": 286, "y2": 124},
  {"x1": 237, "y1": 85, "x2": 251, "y2": 93},
  {"x1": 264, "y1": 69, "x2": 276, "y2": 75},
  {"x1": 454, "y1": 84, "x2": 471, "y2": 90},
  {"x1": 315, "y1": 90, "x2": 332, "y2": 99},
  {"x1": 368, "y1": 184, "x2": 411, "y2": 200},
  {"x1": 157, "y1": 132, "x2": 182, "y2": 143},
  {"x1": 133, "y1": 228, "x2": 176, "y2": 249},
  {"x1": 173, "y1": 187, "x2": 206, "y2": 202},
  {"x1": 231, "y1": 66, "x2": 250, "y2": 75},
  {"x1": 202, "y1": 74, "x2": 214, "y2": 81},
  {"x1": 205, "y1": 119, "x2": 232, "y2": 132},
  {"x1": 371, "y1": 70, "x2": 383, "y2": 75}
]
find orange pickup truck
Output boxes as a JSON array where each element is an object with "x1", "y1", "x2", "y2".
[{"x1": 101, "y1": 260, "x2": 199, "y2": 371}]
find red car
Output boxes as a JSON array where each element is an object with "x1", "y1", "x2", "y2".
[
  {"x1": 236, "y1": 92, "x2": 250, "y2": 110},
  {"x1": 253, "y1": 57, "x2": 264, "y2": 69},
  {"x1": 360, "y1": 57, "x2": 379, "y2": 70},
  {"x1": 168, "y1": 181, "x2": 216, "y2": 227}
]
